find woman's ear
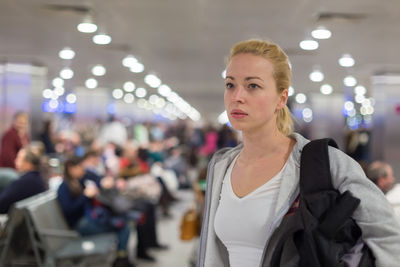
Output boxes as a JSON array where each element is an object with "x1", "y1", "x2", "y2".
[{"x1": 277, "y1": 89, "x2": 289, "y2": 110}]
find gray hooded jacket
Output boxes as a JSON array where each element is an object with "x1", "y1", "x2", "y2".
[{"x1": 198, "y1": 133, "x2": 400, "y2": 267}]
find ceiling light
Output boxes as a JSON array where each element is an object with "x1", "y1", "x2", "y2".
[
  {"x1": 135, "y1": 87, "x2": 147, "y2": 98},
  {"x1": 52, "y1": 77, "x2": 64, "y2": 87},
  {"x1": 54, "y1": 87, "x2": 65, "y2": 96},
  {"x1": 130, "y1": 63, "x2": 145, "y2": 73},
  {"x1": 343, "y1": 75, "x2": 357, "y2": 87},
  {"x1": 311, "y1": 27, "x2": 332, "y2": 39},
  {"x1": 354, "y1": 85, "x2": 366, "y2": 95},
  {"x1": 155, "y1": 98, "x2": 166, "y2": 109},
  {"x1": 66, "y1": 93, "x2": 77, "y2": 104},
  {"x1": 59, "y1": 47, "x2": 75, "y2": 60},
  {"x1": 295, "y1": 93, "x2": 307, "y2": 104},
  {"x1": 123, "y1": 93, "x2": 134, "y2": 103},
  {"x1": 123, "y1": 81, "x2": 135, "y2": 92},
  {"x1": 137, "y1": 99, "x2": 147, "y2": 108},
  {"x1": 355, "y1": 94, "x2": 365, "y2": 104},
  {"x1": 309, "y1": 70, "x2": 324, "y2": 82},
  {"x1": 122, "y1": 55, "x2": 138, "y2": 67},
  {"x1": 59, "y1": 67, "x2": 74, "y2": 79},
  {"x1": 299, "y1": 39, "x2": 319, "y2": 51},
  {"x1": 49, "y1": 99, "x2": 59, "y2": 109},
  {"x1": 92, "y1": 65, "x2": 106, "y2": 76},
  {"x1": 288, "y1": 86, "x2": 295, "y2": 96},
  {"x1": 50, "y1": 91, "x2": 59, "y2": 100},
  {"x1": 85, "y1": 78, "x2": 98, "y2": 89},
  {"x1": 221, "y1": 69, "x2": 226, "y2": 79},
  {"x1": 93, "y1": 34, "x2": 112, "y2": 45},
  {"x1": 320, "y1": 84, "x2": 333, "y2": 95},
  {"x1": 362, "y1": 99, "x2": 372, "y2": 107},
  {"x1": 77, "y1": 19, "x2": 97, "y2": 33},
  {"x1": 158, "y1": 84, "x2": 171, "y2": 97},
  {"x1": 149, "y1": 94, "x2": 159, "y2": 105},
  {"x1": 112, "y1": 88, "x2": 123, "y2": 99},
  {"x1": 302, "y1": 108, "x2": 313, "y2": 122},
  {"x1": 344, "y1": 101, "x2": 354, "y2": 111},
  {"x1": 42, "y1": 89, "x2": 53, "y2": 99},
  {"x1": 218, "y1": 111, "x2": 229, "y2": 124},
  {"x1": 144, "y1": 74, "x2": 161, "y2": 88},
  {"x1": 338, "y1": 54, "x2": 355, "y2": 67}
]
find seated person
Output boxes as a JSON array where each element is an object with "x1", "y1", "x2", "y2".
[
  {"x1": 366, "y1": 161, "x2": 395, "y2": 194},
  {"x1": 57, "y1": 156, "x2": 133, "y2": 267},
  {"x1": 82, "y1": 150, "x2": 166, "y2": 262},
  {"x1": 0, "y1": 147, "x2": 46, "y2": 214},
  {"x1": 0, "y1": 168, "x2": 19, "y2": 193}
]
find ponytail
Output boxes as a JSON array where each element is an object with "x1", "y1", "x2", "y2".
[{"x1": 276, "y1": 106, "x2": 293, "y2": 136}]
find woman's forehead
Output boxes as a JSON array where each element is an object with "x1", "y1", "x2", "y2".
[{"x1": 226, "y1": 54, "x2": 274, "y2": 78}]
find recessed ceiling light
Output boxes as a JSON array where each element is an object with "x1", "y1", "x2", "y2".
[
  {"x1": 309, "y1": 70, "x2": 324, "y2": 82},
  {"x1": 93, "y1": 34, "x2": 112, "y2": 45},
  {"x1": 59, "y1": 67, "x2": 74, "y2": 80},
  {"x1": 112, "y1": 88, "x2": 123, "y2": 99},
  {"x1": 135, "y1": 87, "x2": 147, "y2": 98},
  {"x1": 343, "y1": 75, "x2": 357, "y2": 87},
  {"x1": 344, "y1": 101, "x2": 354, "y2": 111},
  {"x1": 123, "y1": 81, "x2": 135, "y2": 92},
  {"x1": 302, "y1": 108, "x2": 313, "y2": 122},
  {"x1": 320, "y1": 84, "x2": 333, "y2": 95},
  {"x1": 130, "y1": 62, "x2": 145, "y2": 73},
  {"x1": 338, "y1": 54, "x2": 355, "y2": 67},
  {"x1": 91, "y1": 65, "x2": 106, "y2": 76},
  {"x1": 85, "y1": 78, "x2": 98, "y2": 89},
  {"x1": 144, "y1": 74, "x2": 161, "y2": 88},
  {"x1": 354, "y1": 85, "x2": 366, "y2": 95},
  {"x1": 77, "y1": 20, "x2": 97, "y2": 33},
  {"x1": 59, "y1": 47, "x2": 75, "y2": 60},
  {"x1": 221, "y1": 69, "x2": 226, "y2": 79},
  {"x1": 42, "y1": 89, "x2": 53, "y2": 99},
  {"x1": 122, "y1": 55, "x2": 138, "y2": 67},
  {"x1": 54, "y1": 87, "x2": 65, "y2": 96},
  {"x1": 123, "y1": 93, "x2": 135, "y2": 103},
  {"x1": 52, "y1": 77, "x2": 64, "y2": 88},
  {"x1": 66, "y1": 93, "x2": 77, "y2": 104},
  {"x1": 311, "y1": 27, "x2": 332, "y2": 39},
  {"x1": 295, "y1": 93, "x2": 307, "y2": 104},
  {"x1": 299, "y1": 39, "x2": 319, "y2": 50},
  {"x1": 158, "y1": 84, "x2": 172, "y2": 97}
]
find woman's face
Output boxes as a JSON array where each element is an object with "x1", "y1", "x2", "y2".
[
  {"x1": 224, "y1": 53, "x2": 287, "y2": 133},
  {"x1": 68, "y1": 164, "x2": 85, "y2": 179}
]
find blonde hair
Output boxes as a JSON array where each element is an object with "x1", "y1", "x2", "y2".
[{"x1": 227, "y1": 39, "x2": 294, "y2": 136}]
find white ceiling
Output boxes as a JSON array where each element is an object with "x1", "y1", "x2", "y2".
[{"x1": 1, "y1": 0, "x2": 400, "y2": 121}]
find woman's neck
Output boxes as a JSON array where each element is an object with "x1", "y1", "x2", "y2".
[{"x1": 240, "y1": 127, "x2": 292, "y2": 162}]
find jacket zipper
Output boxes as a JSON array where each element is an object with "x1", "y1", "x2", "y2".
[{"x1": 258, "y1": 186, "x2": 300, "y2": 267}]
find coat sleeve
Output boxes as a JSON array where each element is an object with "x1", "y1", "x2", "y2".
[{"x1": 328, "y1": 147, "x2": 400, "y2": 266}]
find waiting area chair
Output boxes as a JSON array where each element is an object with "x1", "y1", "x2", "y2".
[{"x1": 0, "y1": 190, "x2": 118, "y2": 267}]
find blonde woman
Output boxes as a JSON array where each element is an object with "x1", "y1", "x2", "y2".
[{"x1": 198, "y1": 39, "x2": 400, "y2": 267}]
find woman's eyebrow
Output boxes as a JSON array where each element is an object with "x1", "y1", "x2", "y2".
[{"x1": 245, "y1": 76, "x2": 263, "y2": 81}]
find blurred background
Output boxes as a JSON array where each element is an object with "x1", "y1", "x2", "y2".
[{"x1": 0, "y1": 0, "x2": 399, "y2": 266}]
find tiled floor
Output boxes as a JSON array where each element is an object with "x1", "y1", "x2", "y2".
[{"x1": 134, "y1": 190, "x2": 198, "y2": 267}]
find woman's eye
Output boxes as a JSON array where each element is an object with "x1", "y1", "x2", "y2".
[
  {"x1": 225, "y1": 83, "x2": 234, "y2": 89},
  {"x1": 249, "y1": 83, "x2": 259, "y2": 89}
]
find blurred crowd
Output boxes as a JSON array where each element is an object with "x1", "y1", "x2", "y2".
[{"x1": 0, "y1": 111, "x2": 238, "y2": 267}]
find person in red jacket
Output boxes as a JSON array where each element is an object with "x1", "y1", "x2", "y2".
[{"x1": 0, "y1": 112, "x2": 30, "y2": 168}]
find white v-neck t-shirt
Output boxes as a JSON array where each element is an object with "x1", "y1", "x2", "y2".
[{"x1": 214, "y1": 153, "x2": 291, "y2": 267}]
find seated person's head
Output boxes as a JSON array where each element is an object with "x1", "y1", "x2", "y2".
[
  {"x1": 14, "y1": 147, "x2": 40, "y2": 173},
  {"x1": 64, "y1": 156, "x2": 85, "y2": 181},
  {"x1": 366, "y1": 161, "x2": 395, "y2": 194},
  {"x1": 13, "y1": 111, "x2": 29, "y2": 133}
]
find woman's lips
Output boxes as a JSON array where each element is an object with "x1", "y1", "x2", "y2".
[{"x1": 231, "y1": 109, "x2": 248, "y2": 119}]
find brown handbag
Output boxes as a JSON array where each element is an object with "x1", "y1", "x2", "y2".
[{"x1": 180, "y1": 208, "x2": 201, "y2": 241}]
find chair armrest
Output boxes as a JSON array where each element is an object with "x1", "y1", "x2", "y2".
[{"x1": 39, "y1": 229, "x2": 79, "y2": 238}]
